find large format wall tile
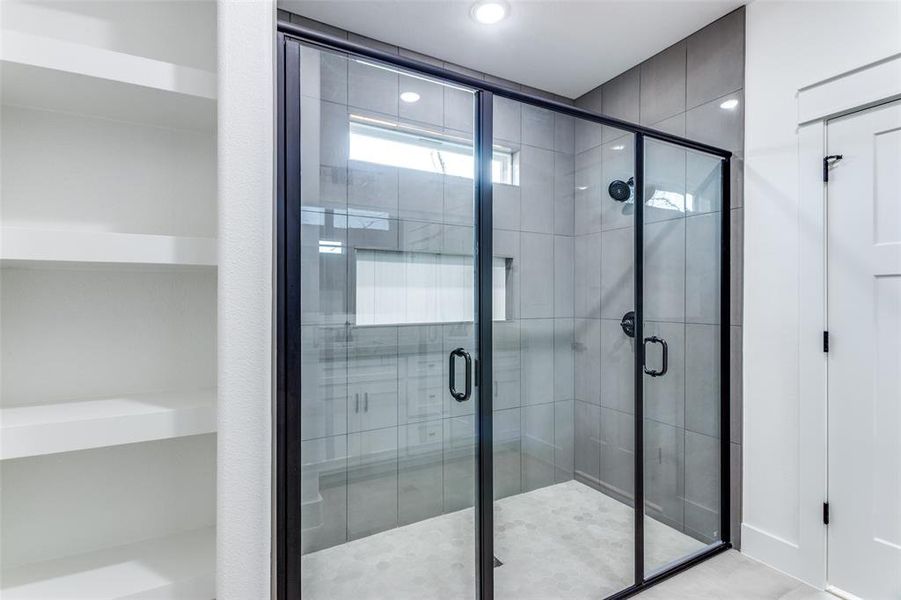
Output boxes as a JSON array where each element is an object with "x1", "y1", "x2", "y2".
[
  {"x1": 684, "y1": 323, "x2": 721, "y2": 438},
  {"x1": 600, "y1": 226, "x2": 633, "y2": 320},
  {"x1": 684, "y1": 430, "x2": 721, "y2": 542},
  {"x1": 348, "y1": 58, "x2": 398, "y2": 116},
  {"x1": 301, "y1": 435, "x2": 348, "y2": 553},
  {"x1": 601, "y1": 67, "x2": 640, "y2": 140},
  {"x1": 522, "y1": 104, "x2": 556, "y2": 150},
  {"x1": 522, "y1": 402, "x2": 557, "y2": 491},
  {"x1": 686, "y1": 150, "x2": 724, "y2": 216},
  {"x1": 601, "y1": 134, "x2": 635, "y2": 232},
  {"x1": 574, "y1": 400, "x2": 601, "y2": 481},
  {"x1": 443, "y1": 415, "x2": 476, "y2": 512},
  {"x1": 555, "y1": 400, "x2": 575, "y2": 482},
  {"x1": 348, "y1": 161, "x2": 399, "y2": 218},
  {"x1": 685, "y1": 212, "x2": 722, "y2": 325},
  {"x1": 575, "y1": 232, "x2": 602, "y2": 318},
  {"x1": 398, "y1": 73, "x2": 444, "y2": 127},
  {"x1": 554, "y1": 151, "x2": 575, "y2": 235},
  {"x1": 520, "y1": 146, "x2": 556, "y2": 234},
  {"x1": 494, "y1": 181, "x2": 521, "y2": 231},
  {"x1": 300, "y1": 210, "x2": 348, "y2": 325},
  {"x1": 643, "y1": 419, "x2": 685, "y2": 530},
  {"x1": 554, "y1": 318, "x2": 575, "y2": 403},
  {"x1": 398, "y1": 420, "x2": 444, "y2": 525},
  {"x1": 600, "y1": 407, "x2": 635, "y2": 499},
  {"x1": 574, "y1": 318, "x2": 602, "y2": 405},
  {"x1": 301, "y1": 325, "x2": 348, "y2": 440},
  {"x1": 686, "y1": 8, "x2": 745, "y2": 109},
  {"x1": 574, "y1": 119, "x2": 603, "y2": 154},
  {"x1": 347, "y1": 427, "x2": 399, "y2": 539},
  {"x1": 347, "y1": 326, "x2": 399, "y2": 433},
  {"x1": 644, "y1": 138, "x2": 687, "y2": 223},
  {"x1": 685, "y1": 91, "x2": 744, "y2": 154},
  {"x1": 445, "y1": 174, "x2": 474, "y2": 225},
  {"x1": 521, "y1": 232, "x2": 555, "y2": 318},
  {"x1": 397, "y1": 325, "x2": 444, "y2": 424},
  {"x1": 599, "y1": 318, "x2": 634, "y2": 414},
  {"x1": 574, "y1": 146, "x2": 603, "y2": 235},
  {"x1": 643, "y1": 218, "x2": 686, "y2": 323},
  {"x1": 300, "y1": 45, "x2": 348, "y2": 104},
  {"x1": 494, "y1": 407, "x2": 523, "y2": 499},
  {"x1": 555, "y1": 114, "x2": 575, "y2": 153},
  {"x1": 493, "y1": 320, "x2": 522, "y2": 411},
  {"x1": 554, "y1": 235, "x2": 575, "y2": 318},
  {"x1": 640, "y1": 42, "x2": 687, "y2": 125},
  {"x1": 521, "y1": 318, "x2": 556, "y2": 406},
  {"x1": 495, "y1": 96, "x2": 522, "y2": 143},
  {"x1": 398, "y1": 168, "x2": 443, "y2": 223}
]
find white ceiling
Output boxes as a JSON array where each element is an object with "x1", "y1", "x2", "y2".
[{"x1": 282, "y1": 0, "x2": 744, "y2": 99}]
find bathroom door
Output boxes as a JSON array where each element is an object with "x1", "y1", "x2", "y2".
[
  {"x1": 826, "y1": 100, "x2": 901, "y2": 600},
  {"x1": 640, "y1": 137, "x2": 727, "y2": 574},
  {"x1": 282, "y1": 37, "x2": 486, "y2": 599}
]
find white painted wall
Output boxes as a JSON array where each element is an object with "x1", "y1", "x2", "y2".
[
  {"x1": 743, "y1": 0, "x2": 901, "y2": 587},
  {"x1": 217, "y1": 1, "x2": 275, "y2": 598}
]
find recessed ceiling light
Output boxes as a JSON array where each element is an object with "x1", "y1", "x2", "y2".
[
  {"x1": 576, "y1": 186, "x2": 588, "y2": 191},
  {"x1": 611, "y1": 144, "x2": 625, "y2": 151},
  {"x1": 471, "y1": 1, "x2": 508, "y2": 25},
  {"x1": 720, "y1": 98, "x2": 739, "y2": 110},
  {"x1": 400, "y1": 91, "x2": 421, "y2": 103}
]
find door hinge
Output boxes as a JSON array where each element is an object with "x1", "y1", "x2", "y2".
[
  {"x1": 823, "y1": 502, "x2": 830, "y2": 525},
  {"x1": 823, "y1": 331, "x2": 830, "y2": 353},
  {"x1": 823, "y1": 154, "x2": 843, "y2": 182}
]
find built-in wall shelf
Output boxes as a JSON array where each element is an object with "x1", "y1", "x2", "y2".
[
  {"x1": 0, "y1": 526, "x2": 215, "y2": 600},
  {"x1": 1, "y1": 30, "x2": 217, "y2": 130},
  {"x1": 1, "y1": 389, "x2": 216, "y2": 459},
  {"x1": 1, "y1": 228, "x2": 217, "y2": 268}
]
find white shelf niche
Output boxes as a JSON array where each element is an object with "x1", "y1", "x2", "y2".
[
  {"x1": 0, "y1": 227, "x2": 217, "y2": 268},
  {"x1": 0, "y1": 526, "x2": 215, "y2": 600},
  {"x1": 1, "y1": 30, "x2": 217, "y2": 131},
  {"x1": 1, "y1": 389, "x2": 216, "y2": 460}
]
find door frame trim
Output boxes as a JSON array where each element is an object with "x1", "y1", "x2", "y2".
[{"x1": 276, "y1": 23, "x2": 734, "y2": 600}]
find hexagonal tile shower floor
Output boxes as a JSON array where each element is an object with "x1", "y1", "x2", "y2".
[{"x1": 301, "y1": 480, "x2": 706, "y2": 599}]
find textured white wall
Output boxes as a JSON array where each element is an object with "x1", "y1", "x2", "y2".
[
  {"x1": 743, "y1": 0, "x2": 901, "y2": 587},
  {"x1": 217, "y1": 1, "x2": 275, "y2": 598}
]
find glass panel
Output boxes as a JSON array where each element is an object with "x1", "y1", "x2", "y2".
[
  {"x1": 491, "y1": 96, "x2": 636, "y2": 598},
  {"x1": 297, "y1": 44, "x2": 478, "y2": 599},
  {"x1": 642, "y1": 138, "x2": 724, "y2": 574}
]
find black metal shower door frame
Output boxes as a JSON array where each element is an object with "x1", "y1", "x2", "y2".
[{"x1": 277, "y1": 22, "x2": 732, "y2": 600}]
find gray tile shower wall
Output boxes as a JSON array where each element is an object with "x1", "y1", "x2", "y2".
[
  {"x1": 288, "y1": 14, "x2": 578, "y2": 554},
  {"x1": 573, "y1": 6, "x2": 745, "y2": 549}
]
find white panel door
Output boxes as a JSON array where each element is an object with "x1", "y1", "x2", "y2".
[{"x1": 827, "y1": 100, "x2": 901, "y2": 600}]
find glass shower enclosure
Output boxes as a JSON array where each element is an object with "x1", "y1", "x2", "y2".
[{"x1": 277, "y1": 22, "x2": 731, "y2": 600}]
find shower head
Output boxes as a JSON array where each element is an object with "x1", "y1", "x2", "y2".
[{"x1": 608, "y1": 177, "x2": 634, "y2": 202}]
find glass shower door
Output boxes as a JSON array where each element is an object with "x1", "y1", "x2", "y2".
[
  {"x1": 640, "y1": 137, "x2": 726, "y2": 574},
  {"x1": 291, "y1": 40, "x2": 482, "y2": 599},
  {"x1": 489, "y1": 92, "x2": 638, "y2": 599}
]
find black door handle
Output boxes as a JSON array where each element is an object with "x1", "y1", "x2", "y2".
[
  {"x1": 449, "y1": 347, "x2": 472, "y2": 402},
  {"x1": 643, "y1": 336, "x2": 668, "y2": 377}
]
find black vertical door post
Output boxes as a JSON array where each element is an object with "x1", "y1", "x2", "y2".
[
  {"x1": 633, "y1": 132, "x2": 646, "y2": 585},
  {"x1": 719, "y1": 155, "x2": 732, "y2": 545},
  {"x1": 474, "y1": 90, "x2": 495, "y2": 600},
  {"x1": 279, "y1": 36, "x2": 303, "y2": 600}
]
